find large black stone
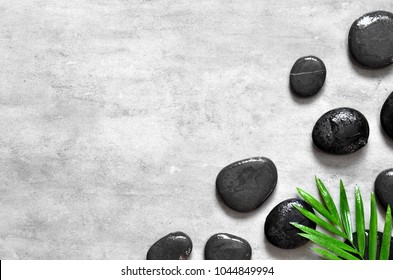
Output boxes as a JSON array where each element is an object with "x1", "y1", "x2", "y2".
[
  {"x1": 264, "y1": 198, "x2": 316, "y2": 249},
  {"x1": 146, "y1": 231, "x2": 192, "y2": 260},
  {"x1": 345, "y1": 231, "x2": 393, "y2": 260},
  {"x1": 348, "y1": 11, "x2": 393, "y2": 68},
  {"x1": 312, "y1": 107, "x2": 370, "y2": 155},
  {"x1": 381, "y1": 92, "x2": 393, "y2": 140},
  {"x1": 216, "y1": 157, "x2": 278, "y2": 212},
  {"x1": 290, "y1": 55, "x2": 326, "y2": 97},
  {"x1": 204, "y1": 233, "x2": 252, "y2": 260},
  {"x1": 375, "y1": 168, "x2": 393, "y2": 211}
]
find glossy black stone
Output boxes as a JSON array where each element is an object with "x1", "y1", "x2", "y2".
[
  {"x1": 345, "y1": 231, "x2": 393, "y2": 259},
  {"x1": 204, "y1": 233, "x2": 252, "y2": 260},
  {"x1": 312, "y1": 107, "x2": 370, "y2": 155},
  {"x1": 264, "y1": 198, "x2": 316, "y2": 249},
  {"x1": 216, "y1": 157, "x2": 278, "y2": 212},
  {"x1": 381, "y1": 92, "x2": 393, "y2": 140},
  {"x1": 146, "y1": 231, "x2": 192, "y2": 260},
  {"x1": 348, "y1": 11, "x2": 393, "y2": 68},
  {"x1": 375, "y1": 168, "x2": 393, "y2": 211},
  {"x1": 290, "y1": 55, "x2": 326, "y2": 97}
]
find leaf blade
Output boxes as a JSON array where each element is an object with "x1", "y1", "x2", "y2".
[
  {"x1": 291, "y1": 223, "x2": 359, "y2": 254},
  {"x1": 312, "y1": 248, "x2": 342, "y2": 260},
  {"x1": 380, "y1": 205, "x2": 392, "y2": 260},
  {"x1": 340, "y1": 180, "x2": 353, "y2": 242},
  {"x1": 297, "y1": 187, "x2": 337, "y2": 225},
  {"x1": 298, "y1": 233, "x2": 359, "y2": 260},
  {"x1": 293, "y1": 204, "x2": 347, "y2": 239},
  {"x1": 355, "y1": 186, "x2": 365, "y2": 257},
  {"x1": 369, "y1": 192, "x2": 378, "y2": 260},
  {"x1": 316, "y1": 177, "x2": 341, "y2": 226}
]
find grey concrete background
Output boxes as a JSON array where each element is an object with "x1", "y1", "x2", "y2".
[{"x1": 1, "y1": 0, "x2": 393, "y2": 260}]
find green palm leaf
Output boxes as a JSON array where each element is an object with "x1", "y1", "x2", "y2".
[
  {"x1": 355, "y1": 186, "x2": 365, "y2": 257},
  {"x1": 293, "y1": 204, "x2": 347, "y2": 238},
  {"x1": 297, "y1": 187, "x2": 337, "y2": 224},
  {"x1": 340, "y1": 180, "x2": 353, "y2": 242},
  {"x1": 315, "y1": 177, "x2": 341, "y2": 226},
  {"x1": 294, "y1": 178, "x2": 392, "y2": 260},
  {"x1": 380, "y1": 205, "x2": 392, "y2": 260},
  {"x1": 291, "y1": 223, "x2": 360, "y2": 255},
  {"x1": 369, "y1": 193, "x2": 378, "y2": 260},
  {"x1": 312, "y1": 248, "x2": 342, "y2": 260}
]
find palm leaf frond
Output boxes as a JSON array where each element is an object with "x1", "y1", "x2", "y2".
[{"x1": 294, "y1": 178, "x2": 392, "y2": 260}]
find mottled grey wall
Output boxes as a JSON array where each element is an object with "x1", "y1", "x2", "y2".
[{"x1": 1, "y1": 0, "x2": 393, "y2": 259}]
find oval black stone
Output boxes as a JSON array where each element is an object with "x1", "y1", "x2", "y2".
[
  {"x1": 312, "y1": 107, "x2": 370, "y2": 155},
  {"x1": 146, "y1": 231, "x2": 192, "y2": 260},
  {"x1": 204, "y1": 233, "x2": 252, "y2": 260},
  {"x1": 375, "y1": 168, "x2": 393, "y2": 211},
  {"x1": 348, "y1": 11, "x2": 393, "y2": 68},
  {"x1": 345, "y1": 231, "x2": 393, "y2": 260},
  {"x1": 290, "y1": 55, "x2": 326, "y2": 97},
  {"x1": 381, "y1": 92, "x2": 393, "y2": 140},
  {"x1": 264, "y1": 198, "x2": 316, "y2": 249},
  {"x1": 216, "y1": 157, "x2": 278, "y2": 212}
]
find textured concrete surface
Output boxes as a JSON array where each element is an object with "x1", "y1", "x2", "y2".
[{"x1": 1, "y1": 0, "x2": 393, "y2": 259}]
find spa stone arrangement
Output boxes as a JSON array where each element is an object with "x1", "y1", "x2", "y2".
[{"x1": 146, "y1": 10, "x2": 393, "y2": 260}]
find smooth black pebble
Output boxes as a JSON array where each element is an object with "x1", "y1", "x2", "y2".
[
  {"x1": 348, "y1": 11, "x2": 393, "y2": 68},
  {"x1": 264, "y1": 198, "x2": 316, "y2": 249},
  {"x1": 346, "y1": 231, "x2": 393, "y2": 259},
  {"x1": 381, "y1": 92, "x2": 393, "y2": 140},
  {"x1": 146, "y1": 231, "x2": 192, "y2": 260},
  {"x1": 290, "y1": 55, "x2": 326, "y2": 97},
  {"x1": 204, "y1": 233, "x2": 252, "y2": 260},
  {"x1": 375, "y1": 168, "x2": 393, "y2": 211},
  {"x1": 312, "y1": 107, "x2": 370, "y2": 155},
  {"x1": 216, "y1": 157, "x2": 278, "y2": 212}
]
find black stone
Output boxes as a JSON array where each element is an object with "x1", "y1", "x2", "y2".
[
  {"x1": 216, "y1": 157, "x2": 278, "y2": 212},
  {"x1": 290, "y1": 55, "x2": 326, "y2": 97},
  {"x1": 146, "y1": 231, "x2": 192, "y2": 260},
  {"x1": 345, "y1": 231, "x2": 393, "y2": 260},
  {"x1": 264, "y1": 198, "x2": 316, "y2": 249},
  {"x1": 204, "y1": 233, "x2": 252, "y2": 260},
  {"x1": 375, "y1": 168, "x2": 393, "y2": 211},
  {"x1": 381, "y1": 92, "x2": 393, "y2": 140},
  {"x1": 348, "y1": 11, "x2": 393, "y2": 68},
  {"x1": 312, "y1": 107, "x2": 370, "y2": 155}
]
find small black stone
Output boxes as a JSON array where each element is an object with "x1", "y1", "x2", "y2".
[
  {"x1": 381, "y1": 92, "x2": 393, "y2": 140},
  {"x1": 290, "y1": 55, "x2": 326, "y2": 97},
  {"x1": 204, "y1": 233, "x2": 252, "y2": 260},
  {"x1": 345, "y1": 231, "x2": 393, "y2": 260},
  {"x1": 146, "y1": 231, "x2": 192, "y2": 260},
  {"x1": 216, "y1": 157, "x2": 278, "y2": 212},
  {"x1": 312, "y1": 107, "x2": 370, "y2": 155},
  {"x1": 264, "y1": 198, "x2": 316, "y2": 249},
  {"x1": 348, "y1": 11, "x2": 393, "y2": 68},
  {"x1": 375, "y1": 168, "x2": 393, "y2": 211}
]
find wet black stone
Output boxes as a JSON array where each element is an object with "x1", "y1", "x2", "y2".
[
  {"x1": 146, "y1": 231, "x2": 192, "y2": 260},
  {"x1": 381, "y1": 92, "x2": 393, "y2": 140},
  {"x1": 345, "y1": 231, "x2": 393, "y2": 260},
  {"x1": 312, "y1": 107, "x2": 370, "y2": 155},
  {"x1": 290, "y1": 55, "x2": 326, "y2": 97},
  {"x1": 348, "y1": 11, "x2": 393, "y2": 68},
  {"x1": 216, "y1": 157, "x2": 278, "y2": 212},
  {"x1": 204, "y1": 233, "x2": 252, "y2": 260},
  {"x1": 264, "y1": 198, "x2": 316, "y2": 249},
  {"x1": 375, "y1": 168, "x2": 393, "y2": 211}
]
